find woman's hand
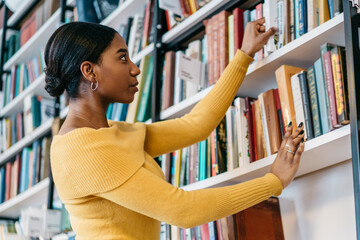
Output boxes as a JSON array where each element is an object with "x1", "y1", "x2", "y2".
[
  {"x1": 270, "y1": 122, "x2": 305, "y2": 189},
  {"x1": 240, "y1": 17, "x2": 277, "y2": 58}
]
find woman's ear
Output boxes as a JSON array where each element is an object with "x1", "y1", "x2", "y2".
[{"x1": 80, "y1": 61, "x2": 96, "y2": 82}]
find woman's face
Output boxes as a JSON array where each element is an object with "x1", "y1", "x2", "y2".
[{"x1": 94, "y1": 33, "x2": 141, "y2": 104}]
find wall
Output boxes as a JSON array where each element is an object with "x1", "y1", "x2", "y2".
[{"x1": 280, "y1": 160, "x2": 356, "y2": 240}]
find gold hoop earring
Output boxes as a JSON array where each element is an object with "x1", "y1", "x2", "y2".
[{"x1": 91, "y1": 79, "x2": 98, "y2": 91}]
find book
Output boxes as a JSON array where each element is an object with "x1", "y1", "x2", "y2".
[
  {"x1": 216, "y1": 117, "x2": 227, "y2": 174},
  {"x1": 264, "y1": 0, "x2": 278, "y2": 53},
  {"x1": 258, "y1": 93, "x2": 271, "y2": 156},
  {"x1": 319, "y1": 0, "x2": 330, "y2": 24},
  {"x1": 314, "y1": 58, "x2": 331, "y2": 134},
  {"x1": 218, "y1": 11, "x2": 230, "y2": 75},
  {"x1": 75, "y1": 0, "x2": 99, "y2": 23},
  {"x1": 162, "y1": 51, "x2": 176, "y2": 110},
  {"x1": 245, "y1": 97, "x2": 256, "y2": 163},
  {"x1": 275, "y1": 65, "x2": 306, "y2": 129},
  {"x1": 298, "y1": 71, "x2": 314, "y2": 140},
  {"x1": 235, "y1": 197, "x2": 284, "y2": 239},
  {"x1": 136, "y1": 56, "x2": 154, "y2": 122},
  {"x1": 254, "y1": 100, "x2": 266, "y2": 159},
  {"x1": 307, "y1": 65, "x2": 322, "y2": 137},
  {"x1": 93, "y1": 0, "x2": 119, "y2": 21},
  {"x1": 233, "y1": 8, "x2": 244, "y2": 54}
]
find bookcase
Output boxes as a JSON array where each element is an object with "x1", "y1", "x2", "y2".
[{"x1": 0, "y1": 0, "x2": 359, "y2": 239}]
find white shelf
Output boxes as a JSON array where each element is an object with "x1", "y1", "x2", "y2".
[
  {"x1": 238, "y1": 13, "x2": 345, "y2": 98},
  {"x1": 0, "y1": 73, "x2": 50, "y2": 118},
  {"x1": 182, "y1": 124, "x2": 351, "y2": 191},
  {"x1": 160, "y1": 86, "x2": 214, "y2": 120},
  {"x1": 0, "y1": 178, "x2": 49, "y2": 218},
  {"x1": 101, "y1": 0, "x2": 148, "y2": 29},
  {"x1": 162, "y1": 0, "x2": 233, "y2": 44},
  {"x1": 132, "y1": 43, "x2": 154, "y2": 64},
  {"x1": 4, "y1": 9, "x2": 61, "y2": 71},
  {"x1": 0, "y1": 107, "x2": 69, "y2": 165},
  {"x1": 7, "y1": 0, "x2": 38, "y2": 27}
]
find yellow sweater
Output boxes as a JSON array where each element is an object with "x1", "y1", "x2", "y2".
[{"x1": 51, "y1": 50, "x2": 283, "y2": 239}]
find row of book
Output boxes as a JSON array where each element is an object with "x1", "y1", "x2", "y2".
[
  {"x1": 0, "y1": 136, "x2": 51, "y2": 204},
  {"x1": 161, "y1": 197, "x2": 284, "y2": 240},
  {"x1": 2, "y1": 51, "x2": 45, "y2": 107},
  {"x1": 75, "y1": 0, "x2": 125, "y2": 23},
  {"x1": 3, "y1": 0, "x2": 59, "y2": 62},
  {"x1": 1, "y1": 95, "x2": 55, "y2": 153},
  {"x1": 106, "y1": 102, "x2": 129, "y2": 122}
]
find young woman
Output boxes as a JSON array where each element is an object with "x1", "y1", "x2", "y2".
[{"x1": 45, "y1": 18, "x2": 305, "y2": 239}]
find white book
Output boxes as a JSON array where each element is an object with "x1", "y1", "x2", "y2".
[
  {"x1": 307, "y1": 0, "x2": 318, "y2": 32},
  {"x1": 174, "y1": 51, "x2": 183, "y2": 105},
  {"x1": 291, "y1": 73, "x2": 308, "y2": 139},
  {"x1": 264, "y1": 0, "x2": 278, "y2": 53},
  {"x1": 23, "y1": 95, "x2": 34, "y2": 136},
  {"x1": 228, "y1": 14, "x2": 235, "y2": 61},
  {"x1": 225, "y1": 106, "x2": 235, "y2": 171},
  {"x1": 159, "y1": 0, "x2": 183, "y2": 16},
  {"x1": 127, "y1": 14, "x2": 143, "y2": 59},
  {"x1": 277, "y1": 0, "x2": 284, "y2": 49},
  {"x1": 234, "y1": 98, "x2": 249, "y2": 167},
  {"x1": 258, "y1": 93, "x2": 271, "y2": 157}
]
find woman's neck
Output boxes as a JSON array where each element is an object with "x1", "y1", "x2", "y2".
[{"x1": 67, "y1": 97, "x2": 109, "y2": 129}]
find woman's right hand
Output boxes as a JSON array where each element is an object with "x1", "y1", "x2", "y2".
[
  {"x1": 240, "y1": 17, "x2": 277, "y2": 58},
  {"x1": 270, "y1": 122, "x2": 305, "y2": 189}
]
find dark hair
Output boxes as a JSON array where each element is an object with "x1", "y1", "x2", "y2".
[{"x1": 44, "y1": 22, "x2": 117, "y2": 98}]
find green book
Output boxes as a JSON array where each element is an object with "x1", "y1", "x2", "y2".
[
  {"x1": 136, "y1": 56, "x2": 154, "y2": 122},
  {"x1": 199, "y1": 140, "x2": 207, "y2": 181}
]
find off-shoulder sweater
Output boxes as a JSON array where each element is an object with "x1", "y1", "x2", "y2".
[{"x1": 50, "y1": 50, "x2": 283, "y2": 240}]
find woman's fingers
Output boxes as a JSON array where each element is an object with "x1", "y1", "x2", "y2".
[
  {"x1": 280, "y1": 122, "x2": 293, "y2": 150},
  {"x1": 293, "y1": 142, "x2": 305, "y2": 166}
]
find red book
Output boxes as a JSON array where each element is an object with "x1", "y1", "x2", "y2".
[
  {"x1": 162, "y1": 51, "x2": 176, "y2": 109},
  {"x1": 211, "y1": 130, "x2": 217, "y2": 177},
  {"x1": 233, "y1": 8, "x2": 244, "y2": 53},
  {"x1": 212, "y1": 14, "x2": 220, "y2": 83},
  {"x1": 141, "y1": 0, "x2": 153, "y2": 49},
  {"x1": 245, "y1": 97, "x2": 256, "y2": 163},
  {"x1": 218, "y1": 11, "x2": 230, "y2": 74},
  {"x1": 251, "y1": 102, "x2": 258, "y2": 161},
  {"x1": 256, "y1": 3, "x2": 264, "y2": 61},
  {"x1": 323, "y1": 51, "x2": 339, "y2": 128},
  {"x1": 5, "y1": 162, "x2": 12, "y2": 201},
  {"x1": 200, "y1": 223, "x2": 210, "y2": 240},
  {"x1": 274, "y1": 89, "x2": 285, "y2": 138}
]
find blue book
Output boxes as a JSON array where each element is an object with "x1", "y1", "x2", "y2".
[
  {"x1": 295, "y1": 0, "x2": 299, "y2": 39},
  {"x1": 314, "y1": 58, "x2": 331, "y2": 134},
  {"x1": 199, "y1": 140, "x2": 207, "y2": 181},
  {"x1": 75, "y1": 0, "x2": 99, "y2": 23},
  {"x1": 327, "y1": 0, "x2": 335, "y2": 19},
  {"x1": 208, "y1": 221, "x2": 216, "y2": 240},
  {"x1": 0, "y1": 167, "x2": 5, "y2": 203},
  {"x1": 106, "y1": 103, "x2": 113, "y2": 119},
  {"x1": 20, "y1": 148, "x2": 27, "y2": 193},
  {"x1": 119, "y1": 104, "x2": 128, "y2": 121}
]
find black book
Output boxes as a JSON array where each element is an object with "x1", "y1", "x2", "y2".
[
  {"x1": 298, "y1": 71, "x2": 314, "y2": 140},
  {"x1": 76, "y1": 0, "x2": 99, "y2": 23}
]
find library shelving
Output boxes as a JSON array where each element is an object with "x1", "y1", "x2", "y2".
[{"x1": 0, "y1": 0, "x2": 359, "y2": 239}]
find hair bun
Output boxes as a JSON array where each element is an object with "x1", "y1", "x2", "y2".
[{"x1": 44, "y1": 70, "x2": 65, "y2": 98}]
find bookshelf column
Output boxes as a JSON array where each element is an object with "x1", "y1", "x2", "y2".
[{"x1": 344, "y1": 0, "x2": 360, "y2": 238}]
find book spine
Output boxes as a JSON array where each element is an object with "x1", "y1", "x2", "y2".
[
  {"x1": 319, "y1": 0, "x2": 330, "y2": 24},
  {"x1": 323, "y1": 51, "x2": 340, "y2": 128},
  {"x1": 256, "y1": 4, "x2": 264, "y2": 61},
  {"x1": 264, "y1": 89, "x2": 282, "y2": 154},
  {"x1": 339, "y1": 47, "x2": 350, "y2": 125},
  {"x1": 233, "y1": 8, "x2": 244, "y2": 52},
  {"x1": 240, "y1": 98, "x2": 250, "y2": 164},
  {"x1": 254, "y1": 100, "x2": 266, "y2": 160},
  {"x1": 295, "y1": 0, "x2": 300, "y2": 39},
  {"x1": 218, "y1": 11, "x2": 230, "y2": 74},
  {"x1": 228, "y1": 14, "x2": 235, "y2": 62},
  {"x1": 212, "y1": 14, "x2": 220, "y2": 82},
  {"x1": 277, "y1": 0, "x2": 284, "y2": 48},
  {"x1": 234, "y1": 98, "x2": 245, "y2": 166},
  {"x1": 291, "y1": 73, "x2": 307, "y2": 139},
  {"x1": 274, "y1": 89, "x2": 285, "y2": 138},
  {"x1": 330, "y1": 47, "x2": 347, "y2": 125},
  {"x1": 307, "y1": 65, "x2": 322, "y2": 137},
  {"x1": 290, "y1": 0, "x2": 295, "y2": 41},
  {"x1": 314, "y1": 58, "x2": 330, "y2": 133},
  {"x1": 327, "y1": 0, "x2": 334, "y2": 19},
  {"x1": 264, "y1": 0, "x2": 277, "y2": 53},
  {"x1": 259, "y1": 93, "x2": 271, "y2": 157},
  {"x1": 204, "y1": 19, "x2": 214, "y2": 86},
  {"x1": 225, "y1": 107, "x2": 235, "y2": 171},
  {"x1": 299, "y1": 71, "x2": 314, "y2": 139},
  {"x1": 245, "y1": 97, "x2": 255, "y2": 163}
]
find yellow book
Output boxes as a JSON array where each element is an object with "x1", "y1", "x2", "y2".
[
  {"x1": 188, "y1": 0, "x2": 197, "y2": 14},
  {"x1": 125, "y1": 55, "x2": 150, "y2": 123},
  {"x1": 174, "y1": 149, "x2": 182, "y2": 188},
  {"x1": 319, "y1": 0, "x2": 330, "y2": 25}
]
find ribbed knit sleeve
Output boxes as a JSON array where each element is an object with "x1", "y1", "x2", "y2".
[
  {"x1": 50, "y1": 122, "x2": 146, "y2": 199},
  {"x1": 97, "y1": 166, "x2": 283, "y2": 229},
  {"x1": 144, "y1": 50, "x2": 254, "y2": 158}
]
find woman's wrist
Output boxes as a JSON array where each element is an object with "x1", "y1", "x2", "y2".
[{"x1": 240, "y1": 48, "x2": 255, "y2": 58}]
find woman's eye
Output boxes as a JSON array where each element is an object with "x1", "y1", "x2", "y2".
[{"x1": 120, "y1": 55, "x2": 127, "y2": 61}]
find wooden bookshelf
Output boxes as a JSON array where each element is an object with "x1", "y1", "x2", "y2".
[
  {"x1": 182, "y1": 124, "x2": 351, "y2": 191},
  {"x1": 0, "y1": 178, "x2": 50, "y2": 218}
]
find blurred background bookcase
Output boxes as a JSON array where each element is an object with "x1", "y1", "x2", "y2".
[{"x1": 0, "y1": 0, "x2": 359, "y2": 239}]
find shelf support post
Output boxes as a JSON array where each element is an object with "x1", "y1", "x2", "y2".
[{"x1": 344, "y1": 0, "x2": 360, "y2": 238}]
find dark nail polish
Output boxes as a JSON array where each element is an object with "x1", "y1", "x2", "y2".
[
  {"x1": 301, "y1": 138, "x2": 304, "y2": 143},
  {"x1": 298, "y1": 122, "x2": 303, "y2": 127},
  {"x1": 288, "y1": 121, "x2": 292, "y2": 127},
  {"x1": 299, "y1": 130, "x2": 304, "y2": 135}
]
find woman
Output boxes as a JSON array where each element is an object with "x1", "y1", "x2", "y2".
[{"x1": 45, "y1": 17, "x2": 305, "y2": 239}]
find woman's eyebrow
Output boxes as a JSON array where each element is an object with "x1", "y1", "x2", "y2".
[{"x1": 115, "y1": 48, "x2": 128, "y2": 54}]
